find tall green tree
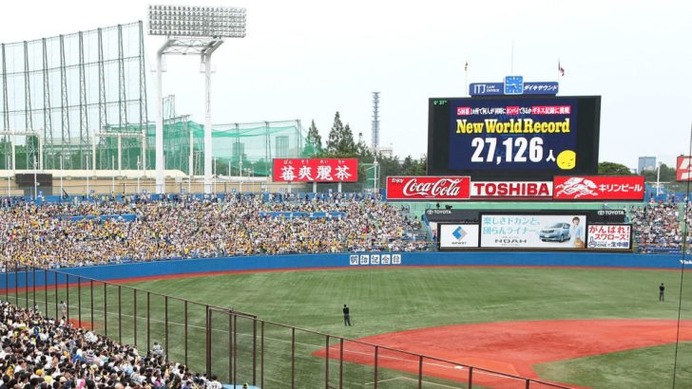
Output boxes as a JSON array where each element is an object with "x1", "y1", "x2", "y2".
[
  {"x1": 355, "y1": 132, "x2": 373, "y2": 160},
  {"x1": 597, "y1": 162, "x2": 633, "y2": 175},
  {"x1": 302, "y1": 120, "x2": 323, "y2": 157},
  {"x1": 640, "y1": 163, "x2": 676, "y2": 183},
  {"x1": 325, "y1": 112, "x2": 357, "y2": 157}
]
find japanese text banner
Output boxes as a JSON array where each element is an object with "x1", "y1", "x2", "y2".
[
  {"x1": 587, "y1": 224, "x2": 632, "y2": 250},
  {"x1": 272, "y1": 158, "x2": 359, "y2": 182},
  {"x1": 553, "y1": 176, "x2": 645, "y2": 201},
  {"x1": 480, "y1": 214, "x2": 587, "y2": 249}
]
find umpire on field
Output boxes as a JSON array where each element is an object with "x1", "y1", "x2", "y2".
[{"x1": 343, "y1": 304, "x2": 352, "y2": 326}]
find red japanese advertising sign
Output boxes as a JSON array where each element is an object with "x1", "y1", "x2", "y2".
[
  {"x1": 676, "y1": 156, "x2": 692, "y2": 181},
  {"x1": 587, "y1": 224, "x2": 632, "y2": 250},
  {"x1": 386, "y1": 176, "x2": 471, "y2": 200},
  {"x1": 272, "y1": 158, "x2": 358, "y2": 182},
  {"x1": 553, "y1": 176, "x2": 645, "y2": 201}
]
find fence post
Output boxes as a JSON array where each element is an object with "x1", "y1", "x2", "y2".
[
  {"x1": 53, "y1": 272, "x2": 58, "y2": 319},
  {"x1": 229, "y1": 313, "x2": 233, "y2": 385},
  {"x1": 164, "y1": 296, "x2": 169, "y2": 359},
  {"x1": 24, "y1": 265, "x2": 28, "y2": 309},
  {"x1": 13, "y1": 262, "x2": 18, "y2": 307},
  {"x1": 374, "y1": 346, "x2": 379, "y2": 389},
  {"x1": 261, "y1": 321, "x2": 265, "y2": 389},
  {"x1": 339, "y1": 338, "x2": 344, "y2": 389},
  {"x1": 77, "y1": 277, "x2": 81, "y2": 328},
  {"x1": 233, "y1": 314, "x2": 237, "y2": 386},
  {"x1": 118, "y1": 285, "x2": 122, "y2": 343},
  {"x1": 43, "y1": 269, "x2": 48, "y2": 317},
  {"x1": 325, "y1": 336, "x2": 330, "y2": 389},
  {"x1": 146, "y1": 292, "x2": 151, "y2": 352},
  {"x1": 468, "y1": 366, "x2": 473, "y2": 388},
  {"x1": 418, "y1": 356, "x2": 423, "y2": 389},
  {"x1": 291, "y1": 327, "x2": 296, "y2": 389},
  {"x1": 253, "y1": 318, "x2": 257, "y2": 386},
  {"x1": 184, "y1": 300, "x2": 188, "y2": 366},
  {"x1": 31, "y1": 267, "x2": 36, "y2": 309},
  {"x1": 90, "y1": 280, "x2": 94, "y2": 330},
  {"x1": 65, "y1": 274, "x2": 70, "y2": 320},
  {"x1": 103, "y1": 282, "x2": 108, "y2": 337},
  {"x1": 4, "y1": 263, "x2": 8, "y2": 301},
  {"x1": 133, "y1": 289, "x2": 137, "y2": 348},
  {"x1": 205, "y1": 306, "x2": 211, "y2": 377}
]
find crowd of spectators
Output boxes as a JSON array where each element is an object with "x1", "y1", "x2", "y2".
[
  {"x1": 0, "y1": 299, "x2": 220, "y2": 389},
  {"x1": 629, "y1": 199, "x2": 691, "y2": 253},
  {"x1": 0, "y1": 193, "x2": 429, "y2": 271}
]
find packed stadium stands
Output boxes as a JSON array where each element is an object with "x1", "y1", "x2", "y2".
[
  {"x1": 1, "y1": 190, "x2": 691, "y2": 273},
  {"x1": 0, "y1": 193, "x2": 429, "y2": 271},
  {"x1": 629, "y1": 199, "x2": 691, "y2": 254},
  {"x1": 0, "y1": 299, "x2": 217, "y2": 389}
]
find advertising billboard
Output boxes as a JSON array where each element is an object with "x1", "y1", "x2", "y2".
[
  {"x1": 587, "y1": 224, "x2": 632, "y2": 250},
  {"x1": 428, "y1": 96, "x2": 601, "y2": 180},
  {"x1": 386, "y1": 176, "x2": 471, "y2": 200},
  {"x1": 676, "y1": 156, "x2": 692, "y2": 181},
  {"x1": 471, "y1": 181, "x2": 553, "y2": 200},
  {"x1": 273, "y1": 158, "x2": 358, "y2": 182},
  {"x1": 480, "y1": 214, "x2": 587, "y2": 249},
  {"x1": 439, "y1": 224, "x2": 480, "y2": 249},
  {"x1": 553, "y1": 176, "x2": 645, "y2": 201}
]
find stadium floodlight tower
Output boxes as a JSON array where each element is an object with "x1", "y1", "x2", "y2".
[{"x1": 148, "y1": 5, "x2": 247, "y2": 194}]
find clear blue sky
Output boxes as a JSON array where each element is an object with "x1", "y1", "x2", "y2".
[{"x1": 1, "y1": 0, "x2": 690, "y2": 169}]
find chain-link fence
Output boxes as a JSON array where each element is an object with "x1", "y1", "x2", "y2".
[{"x1": 1, "y1": 265, "x2": 572, "y2": 389}]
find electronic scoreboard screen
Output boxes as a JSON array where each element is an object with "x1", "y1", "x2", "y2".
[{"x1": 427, "y1": 96, "x2": 601, "y2": 180}]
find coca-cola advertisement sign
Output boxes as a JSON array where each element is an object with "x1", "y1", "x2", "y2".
[{"x1": 386, "y1": 176, "x2": 471, "y2": 200}]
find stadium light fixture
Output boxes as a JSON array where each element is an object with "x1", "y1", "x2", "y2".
[{"x1": 148, "y1": 5, "x2": 247, "y2": 194}]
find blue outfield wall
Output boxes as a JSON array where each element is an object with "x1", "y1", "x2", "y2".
[{"x1": 1, "y1": 251, "x2": 689, "y2": 290}]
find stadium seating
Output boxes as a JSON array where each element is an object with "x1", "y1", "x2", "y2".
[{"x1": 0, "y1": 193, "x2": 430, "y2": 270}]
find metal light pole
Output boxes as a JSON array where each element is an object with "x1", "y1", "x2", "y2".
[
  {"x1": 86, "y1": 155, "x2": 90, "y2": 198},
  {"x1": 239, "y1": 159, "x2": 243, "y2": 193},
  {"x1": 656, "y1": 162, "x2": 662, "y2": 197},
  {"x1": 148, "y1": 5, "x2": 247, "y2": 194},
  {"x1": 6, "y1": 155, "x2": 10, "y2": 198},
  {"x1": 373, "y1": 159, "x2": 379, "y2": 193},
  {"x1": 137, "y1": 156, "x2": 142, "y2": 194},
  {"x1": 33, "y1": 156, "x2": 38, "y2": 201},
  {"x1": 111, "y1": 155, "x2": 115, "y2": 194},
  {"x1": 60, "y1": 156, "x2": 64, "y2": 199}
]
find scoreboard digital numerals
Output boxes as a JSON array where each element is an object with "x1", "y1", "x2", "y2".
[{"x1": 427, "y1": 96, "x2": 601, "y2": 180}]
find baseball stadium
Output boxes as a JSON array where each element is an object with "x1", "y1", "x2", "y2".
[{"x1": 1, "y1": 4, "x2": 691, "y2": 389}]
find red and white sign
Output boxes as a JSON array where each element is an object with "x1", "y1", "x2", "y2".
[
  {"x1": 386, "y1": 176, "x2": 471, "y2": 200},
  {"x1": 676, "y1": 156, "x2": 692, "y2": 181},
  {"x1": 470, "y1": 181, "x2": 553, "y2": 200},
  {"x1": 587, "y1": 224, "x2": 632, "y2": 250},
  {"x1": 553, "y1": 176, "x2": 645, "y2": 201},
  {"x1": 272, "y1": 158, "x2": 358, "y2": 182}
]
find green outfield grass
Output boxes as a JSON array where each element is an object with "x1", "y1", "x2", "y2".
[{"x1": 14, "y1": 266, "x2": 692, "y2": 388}]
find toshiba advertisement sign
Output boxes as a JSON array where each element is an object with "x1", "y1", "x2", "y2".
[
  {"x1": 386, "y1": 176, "x2": 471, "y2": 200},
  {"x1": 553, "y1": 176, "x2": 645, "y2": 201},
  {"x1": 471, "y1": 181, "x2": 553, "y2": 200}
]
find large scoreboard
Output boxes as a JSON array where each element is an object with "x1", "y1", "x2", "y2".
[{"x1": 427, "y1": 96, "x2": 601, "y2": 180}]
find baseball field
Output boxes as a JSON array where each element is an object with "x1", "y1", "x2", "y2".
[
  {"x1": 12, "y1": 265, "x2": 692, "y2": 388},
  {"x1": 116, "y1": 266, "x2": 692, "y2": 388}
]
